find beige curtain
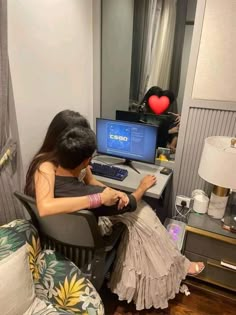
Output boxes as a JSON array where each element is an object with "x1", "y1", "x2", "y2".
[
  {"x1": 0, "y1": 0, "x2": 25, "y2": 225},
  {"x1": 0, "y1": 0, "x2": 8, "y2": 149},
  {"x1": 146, "y1": 0, "x2": 177, "y2": 90},
  {"x1": 138, "y1": 0, "x2": 163, "y2": 100}
]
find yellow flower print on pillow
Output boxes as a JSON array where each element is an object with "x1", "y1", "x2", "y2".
[
  {"x1": 27, "y1": 235, "x2": 41, "y2": 280},
  {"x1": 55, "y1": 274, "x2": 86, "y2": 312}
]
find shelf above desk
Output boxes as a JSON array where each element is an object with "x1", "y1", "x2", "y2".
[{"x1": 92, "y1": 155, "x2": 172, "y2": 199}]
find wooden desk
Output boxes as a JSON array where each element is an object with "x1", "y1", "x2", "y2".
[{"x1": 92, "y1": 155, "x2": 172, "y2": 199}]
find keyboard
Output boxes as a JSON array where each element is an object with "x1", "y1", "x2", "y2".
[{"x1": 90, "y1": 162, "x2": 128, "y2": 181}]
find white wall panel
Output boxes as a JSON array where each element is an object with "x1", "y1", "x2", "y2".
[
  {"x1": 192, "y1": 0, "x2": 236, "y2": 102},
  {"x1": 177, "y1": 108, "x2": 236, "y2": 198},
  {"x1": 173, "y1": 0, "x2": 236, "y2": 216},
  {"x1": 8, "y1": 0, "x2": 93, "y2": 174}
]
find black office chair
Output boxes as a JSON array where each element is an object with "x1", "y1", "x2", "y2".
[{"x1": 14, "y1": 191, "x2": 125, "y2": 290}]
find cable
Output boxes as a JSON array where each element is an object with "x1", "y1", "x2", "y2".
[
  {"x1": 173, "y1": 200, "x2": 193, "y2": 222},
  {"x1": 174, "y1": 204, "x2": 186, "y2": 219}
]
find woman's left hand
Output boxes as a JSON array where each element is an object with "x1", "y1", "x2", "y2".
[{"x1": 168, "y1": 125, "x2": 179, "y2": 134}]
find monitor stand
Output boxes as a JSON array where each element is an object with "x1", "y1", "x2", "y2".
[{"x1": 116, "y1": 159, "x2": 140, "y2": 174}]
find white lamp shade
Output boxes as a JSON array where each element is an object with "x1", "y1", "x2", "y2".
[{"x1": 198, "y1": 136, "x2": 236, "y2": 189}]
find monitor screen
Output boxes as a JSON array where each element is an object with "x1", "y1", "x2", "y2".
[
  {"x1": 116, "y1": 110, "x2": 173, "y2": 148},
  {"x1": 96, "y1": 118, "x2": 158, "y2": 164}
]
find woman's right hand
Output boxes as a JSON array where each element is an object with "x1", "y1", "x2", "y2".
[
  {"x1": 131, "y1": 175, "x2": 156, "y2": 202},
  {"x1": 138, "y1": 175, "x2": 157, "y2": 192},
  {"x1": 168, "y1": 112, "x2": 181, "y2": 125},
  {"x1": 100, "y1": 187, "x2": 120, "y2": 206}
]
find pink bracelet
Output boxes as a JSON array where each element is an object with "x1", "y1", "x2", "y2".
[{"x1": 88, "y1": 193, "x2": 102, "y2": 209}]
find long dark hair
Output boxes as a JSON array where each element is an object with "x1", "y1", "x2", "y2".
[
  {"x1": 139, "y1": 86, "x2": 175, "y2": 113},
  {"x1": 25, "y1": 110, "x2": 90, "y2": 196}
]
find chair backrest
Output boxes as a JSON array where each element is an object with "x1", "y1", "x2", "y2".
[{"x1": 14, "y1": 191, "x2": 105, "y2": 249}]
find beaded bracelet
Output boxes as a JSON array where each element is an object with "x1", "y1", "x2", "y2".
[{"x1": 88, "y1": 193, "x2": 102, "y2": 209}]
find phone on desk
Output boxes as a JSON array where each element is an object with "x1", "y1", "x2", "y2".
[
  {"x1": 222, "y1": 215, "x2": 236, "y2": 233},
  {"x1": 160, "y1": 167, "x2": 172, "y2": 175}
]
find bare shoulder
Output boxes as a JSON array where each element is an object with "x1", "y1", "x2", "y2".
[{"x1": 38, "y1": 161, "x2": 56, "y2": 174}]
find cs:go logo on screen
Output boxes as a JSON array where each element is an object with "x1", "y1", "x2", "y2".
[{"x1": 109, "y1": 135, "x2": 128, "y2": 141}]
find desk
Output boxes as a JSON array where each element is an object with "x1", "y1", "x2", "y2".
[{"x1": 92, "y1": 155, "x2": 172, "y2": 199}]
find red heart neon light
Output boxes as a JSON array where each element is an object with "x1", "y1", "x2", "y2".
[{"x1": 148, "y1": 95, "x2": 170, "y2": 115}]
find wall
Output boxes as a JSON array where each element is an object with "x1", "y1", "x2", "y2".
[
  {"x1": 101, "y1": 0, "x2": 134, "y2": 119},
  {"x1": 173, "y1": 0, "x2": 236, "y2": 214},
  {"x1": 92, "y1": 0, "x2": 101, "y2": 128},
  {"x1": 8, "y1": 0, "x2": 93, "y2": 174}
]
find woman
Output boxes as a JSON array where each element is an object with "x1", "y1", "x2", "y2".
[
  {"x1": 139, "y1": 86, "x2": 180, "y2": 152},
  {"x1": 25, "y1": 110, "x2": 204, "y2": 310},
  {"x1": 25, "y1": 110, "x2": 131, "y2": 216}
]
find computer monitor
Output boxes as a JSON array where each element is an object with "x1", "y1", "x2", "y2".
[
  {"x1": 116, "y1": 110, "x2": 173, "y2": 148},
  {"x1": 96, "y1": 118, "x2": 158, "y2": 172},
  {"x1": 115, "y1": 110, "x2": 141, "y2": 123}
]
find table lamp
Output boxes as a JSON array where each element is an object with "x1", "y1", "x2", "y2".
[{"x1": 198, "y1": 136, "x2": 236, "y2": 219}]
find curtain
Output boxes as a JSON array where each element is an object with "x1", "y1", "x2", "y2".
[
  {"x1": 146, "y1": 0, "x2": 177, "y2": 91},
  {"x1": 130, "y1": 0, "x2": 177, "y2": 103},
  {"x1": 129, "y1": 0, "x2": 149, "y2": 103},
  {"x1": 0, "y1": 0, "x2": 8, "y2": 149},
  {"x1": 139, "y1": 0, "x2": 163, "y2": 100},
  {"x1": 130, "y1": 0, "x2": 163, "y2": 103},
  {"x1": 0, "y1": 0, "x2": 25, "y2": 225}
]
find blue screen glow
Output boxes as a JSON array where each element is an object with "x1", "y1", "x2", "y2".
[{"x1": 96, "y1": 118, "x2": 158, "y2": 164}]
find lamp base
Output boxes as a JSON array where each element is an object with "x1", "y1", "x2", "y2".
[{"x1": 207, "y1": 186, "x2": 230, "y2": 219}]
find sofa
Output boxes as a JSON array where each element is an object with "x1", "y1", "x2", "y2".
[{"x1": 0, "y1": 219, "x2": 104, "y2": 315}]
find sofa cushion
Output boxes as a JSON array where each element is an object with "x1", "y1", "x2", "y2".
[
  {"x1": 0, "y1": 244, "x2": 36, "y2": 315},
  {"x1": 35, "y1": 249, "x2": 105, "y2": 314},
  {"x1": 0, "y1": 219, "x2": 104, "y2": 314}
]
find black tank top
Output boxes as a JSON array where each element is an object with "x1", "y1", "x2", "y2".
[{"x1": 54, "y1": 175, "x2": 137, "y2": 217}]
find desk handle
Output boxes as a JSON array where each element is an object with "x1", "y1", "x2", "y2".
[{"x1": 220, "y1": 260, "x2": 236, "y2": 271}]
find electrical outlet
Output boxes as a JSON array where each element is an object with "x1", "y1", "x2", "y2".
[{"x1": 175, "y1": 195, "x2": 191, "y2": 208}]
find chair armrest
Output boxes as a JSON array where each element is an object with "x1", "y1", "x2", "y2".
[
  {"x1": 39, "y1": 211, "x2": 105, "y2": 249},
  {"x1": 71, "y1": 212, "x2": 126, "y2": 251},
  {"x1": 70, "y1": 210, "x2": 105, "y2": 247}
]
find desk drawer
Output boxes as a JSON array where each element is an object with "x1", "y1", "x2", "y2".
[
  {"x1": 184, "y1": 231, "x2": 236, "y2": 262},
  {"x1": 185, "y1": 251, "x2": 236, "y2": 291}
]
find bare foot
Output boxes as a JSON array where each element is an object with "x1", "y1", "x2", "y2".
[{"x1": 188, "y1": 262, "x2": 205, "y2": 276}]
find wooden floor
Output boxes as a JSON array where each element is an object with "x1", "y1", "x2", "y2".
[{"x1": 100, "y1": 279, "x2": 236, "y2": 315}]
